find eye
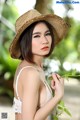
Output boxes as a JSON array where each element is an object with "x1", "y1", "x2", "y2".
[
  {"x1": 33, "y1": 35, "x2": 40, "y2": 38},
  {"x1": 45, "y1": 32, "x2": 51, "y2": 36}
]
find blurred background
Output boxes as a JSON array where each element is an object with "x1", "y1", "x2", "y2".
[{"x1": 0, "y1": 0, "x2": 80, "y2": 120}]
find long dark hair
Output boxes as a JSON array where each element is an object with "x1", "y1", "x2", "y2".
[{"x1": 19, "y1": 20, "x2": 54, "y2": 63}]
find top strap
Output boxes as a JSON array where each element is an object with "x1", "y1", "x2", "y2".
[{"x1": 15, "y1": 66, "x2": 37, "y2": 100}]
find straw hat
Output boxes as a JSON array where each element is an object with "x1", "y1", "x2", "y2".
[{"x1": 9, "y1": 9, "x2": 69, "y2": 59}]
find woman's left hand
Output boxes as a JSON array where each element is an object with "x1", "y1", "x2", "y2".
[{"x1": 50, "y1": 73, "x2": 64, "y2": 99}]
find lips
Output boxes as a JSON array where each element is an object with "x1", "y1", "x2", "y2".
[{"x1": 41, "y1": 46, "x2": 49, "y2": 50}]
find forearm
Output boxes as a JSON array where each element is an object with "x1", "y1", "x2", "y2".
[{"x1": 34, "y1": 96, "x2": 61, "y2": 120}]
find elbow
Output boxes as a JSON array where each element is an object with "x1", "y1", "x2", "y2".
[{"x1": 22, "y1": 115, "x2": 33, "y2": 120}]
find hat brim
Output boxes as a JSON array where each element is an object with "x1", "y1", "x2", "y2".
[{"x1": 9, "y1": 14, "x2": 69, "y2": 59}]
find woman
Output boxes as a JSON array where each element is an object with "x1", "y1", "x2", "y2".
[{"x1": 9, "y1": 9, "x2": 69, "y2": 120}]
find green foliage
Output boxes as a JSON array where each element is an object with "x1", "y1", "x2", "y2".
[
  {"x1": 2, "y1": 1, "x2": 19, "y2": 23},
  {"x1": 53, "y1": 100, "x2": 71, "y2": 120},
  {"x1": 48, "y1": 18, "x2": 80, "y2": 80},
  {"x1": 48, "y1": 69, "x2": 80, "y2": 80},
  {"x1": 51, "y1": 99, "x2": 72, "y2": 120},
  {"x1": 0, "y1": 44, "x2": 19, "y2": 80},
  {"x1": 0, "y1": 86, "x2": 13, "y2": 99},
  {"x1": 0, "y1": 0, "x2": 19, "y2": 78},
  {"x1": 1, "y1": 1, "x2": 19, "y2": 49},
  {"x1": 57, "y1": 100, "x2": 71, "y2": 116},
  {"x1": 53, "y1": 116, "x2": 58, "y2": 120},
  {"x1": 0, "y1": 1, "x2": 19, "y2": 98}
]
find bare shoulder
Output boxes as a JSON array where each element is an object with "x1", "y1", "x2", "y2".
[{"x1": 19, "y1": 66, "x2": 41, "y2": 88}]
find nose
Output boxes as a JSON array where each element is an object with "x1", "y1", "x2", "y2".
[{"x1": 41, "y1": 35, "x2": 48, "y2": 44}]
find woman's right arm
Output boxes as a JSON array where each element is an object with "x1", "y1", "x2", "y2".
[{"x1": 21, "y1": 68, "x2": 64, "y2": 120}]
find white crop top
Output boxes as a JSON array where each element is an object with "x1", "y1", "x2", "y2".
[{"x1": 13, "y1": 66, "x2": 53, "y2": 119}]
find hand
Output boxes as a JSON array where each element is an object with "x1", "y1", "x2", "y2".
[{"x1": 51, "y1": 73, "x2": 64, "y2": 100}]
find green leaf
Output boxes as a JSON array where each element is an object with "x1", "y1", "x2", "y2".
[
  {"x1": 48, "y1": 75, "x2": 53, "y2": 80},
  {"x1": 58, "y1": 100, "x2": 65, "y2": 107},
  {"x1": 64, "y1": 108, "x2": 72, "y2": 117},
  {"x1": 58, "y1": 105, "x2": 63, "y2": 110},
  {"x1": 53, "y1": 115, "x2": 58, "y2": 120}
]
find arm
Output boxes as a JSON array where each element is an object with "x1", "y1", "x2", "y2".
[
  {"x1": 21, "y1": 68, "x2": 64, "y2": 120},
  {"x1": 21, "y1": 68, "x2": 40, "y2": 120},
  {"x1": 34, "y1": 73, "x2": 64, "y2": 120}
]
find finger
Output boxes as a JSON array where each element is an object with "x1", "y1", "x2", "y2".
[
  {"x1": 56, "y1": 74, "x2": 64, "y2": 84},
  {"x1": 52, "y1": 73, "x2": 60, "y2": 83},
  {"x1": 51, "y1": 83, "x2": 56, "y2": 90},
  {"x1": 51, "y1": 80, "x2": 55, "y2": 86}
]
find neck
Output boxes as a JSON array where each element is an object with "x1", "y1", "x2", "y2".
[{"x1": 33, "y1": 56, "x2": 44, "y2": 68}]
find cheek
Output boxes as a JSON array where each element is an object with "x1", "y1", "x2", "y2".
[
  {"x1": 32, "y1": 40, "x2": 38, "y2": 47},
  {"x1": 51, "y1": 39, "x2": 52, "y2": 44},
  {"x1": 32, "y1": 40, "x2": 39, "y2": 51},
  {"x1": 49, "y1": 37, "x2": 52, "y2": 46}
]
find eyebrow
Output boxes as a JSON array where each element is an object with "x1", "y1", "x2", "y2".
[{"x1": 32, "y1": 30, "x2": 50, "y2": 35}]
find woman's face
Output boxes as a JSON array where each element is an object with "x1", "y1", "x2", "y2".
[{"x1": 32, "y1": 22, "x2": 52, "y2": 57}]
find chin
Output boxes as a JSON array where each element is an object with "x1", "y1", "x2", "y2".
[
  {"x1": 41, "y1": 51, "x2": 50, "y2": 56},
  {"x1": 33, "y1": 50, "x2": 50, "y2": 56}
]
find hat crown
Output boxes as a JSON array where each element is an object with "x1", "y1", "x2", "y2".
[{"x1": 15, "y1": 9, "x2": 41, "y2": 32}]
